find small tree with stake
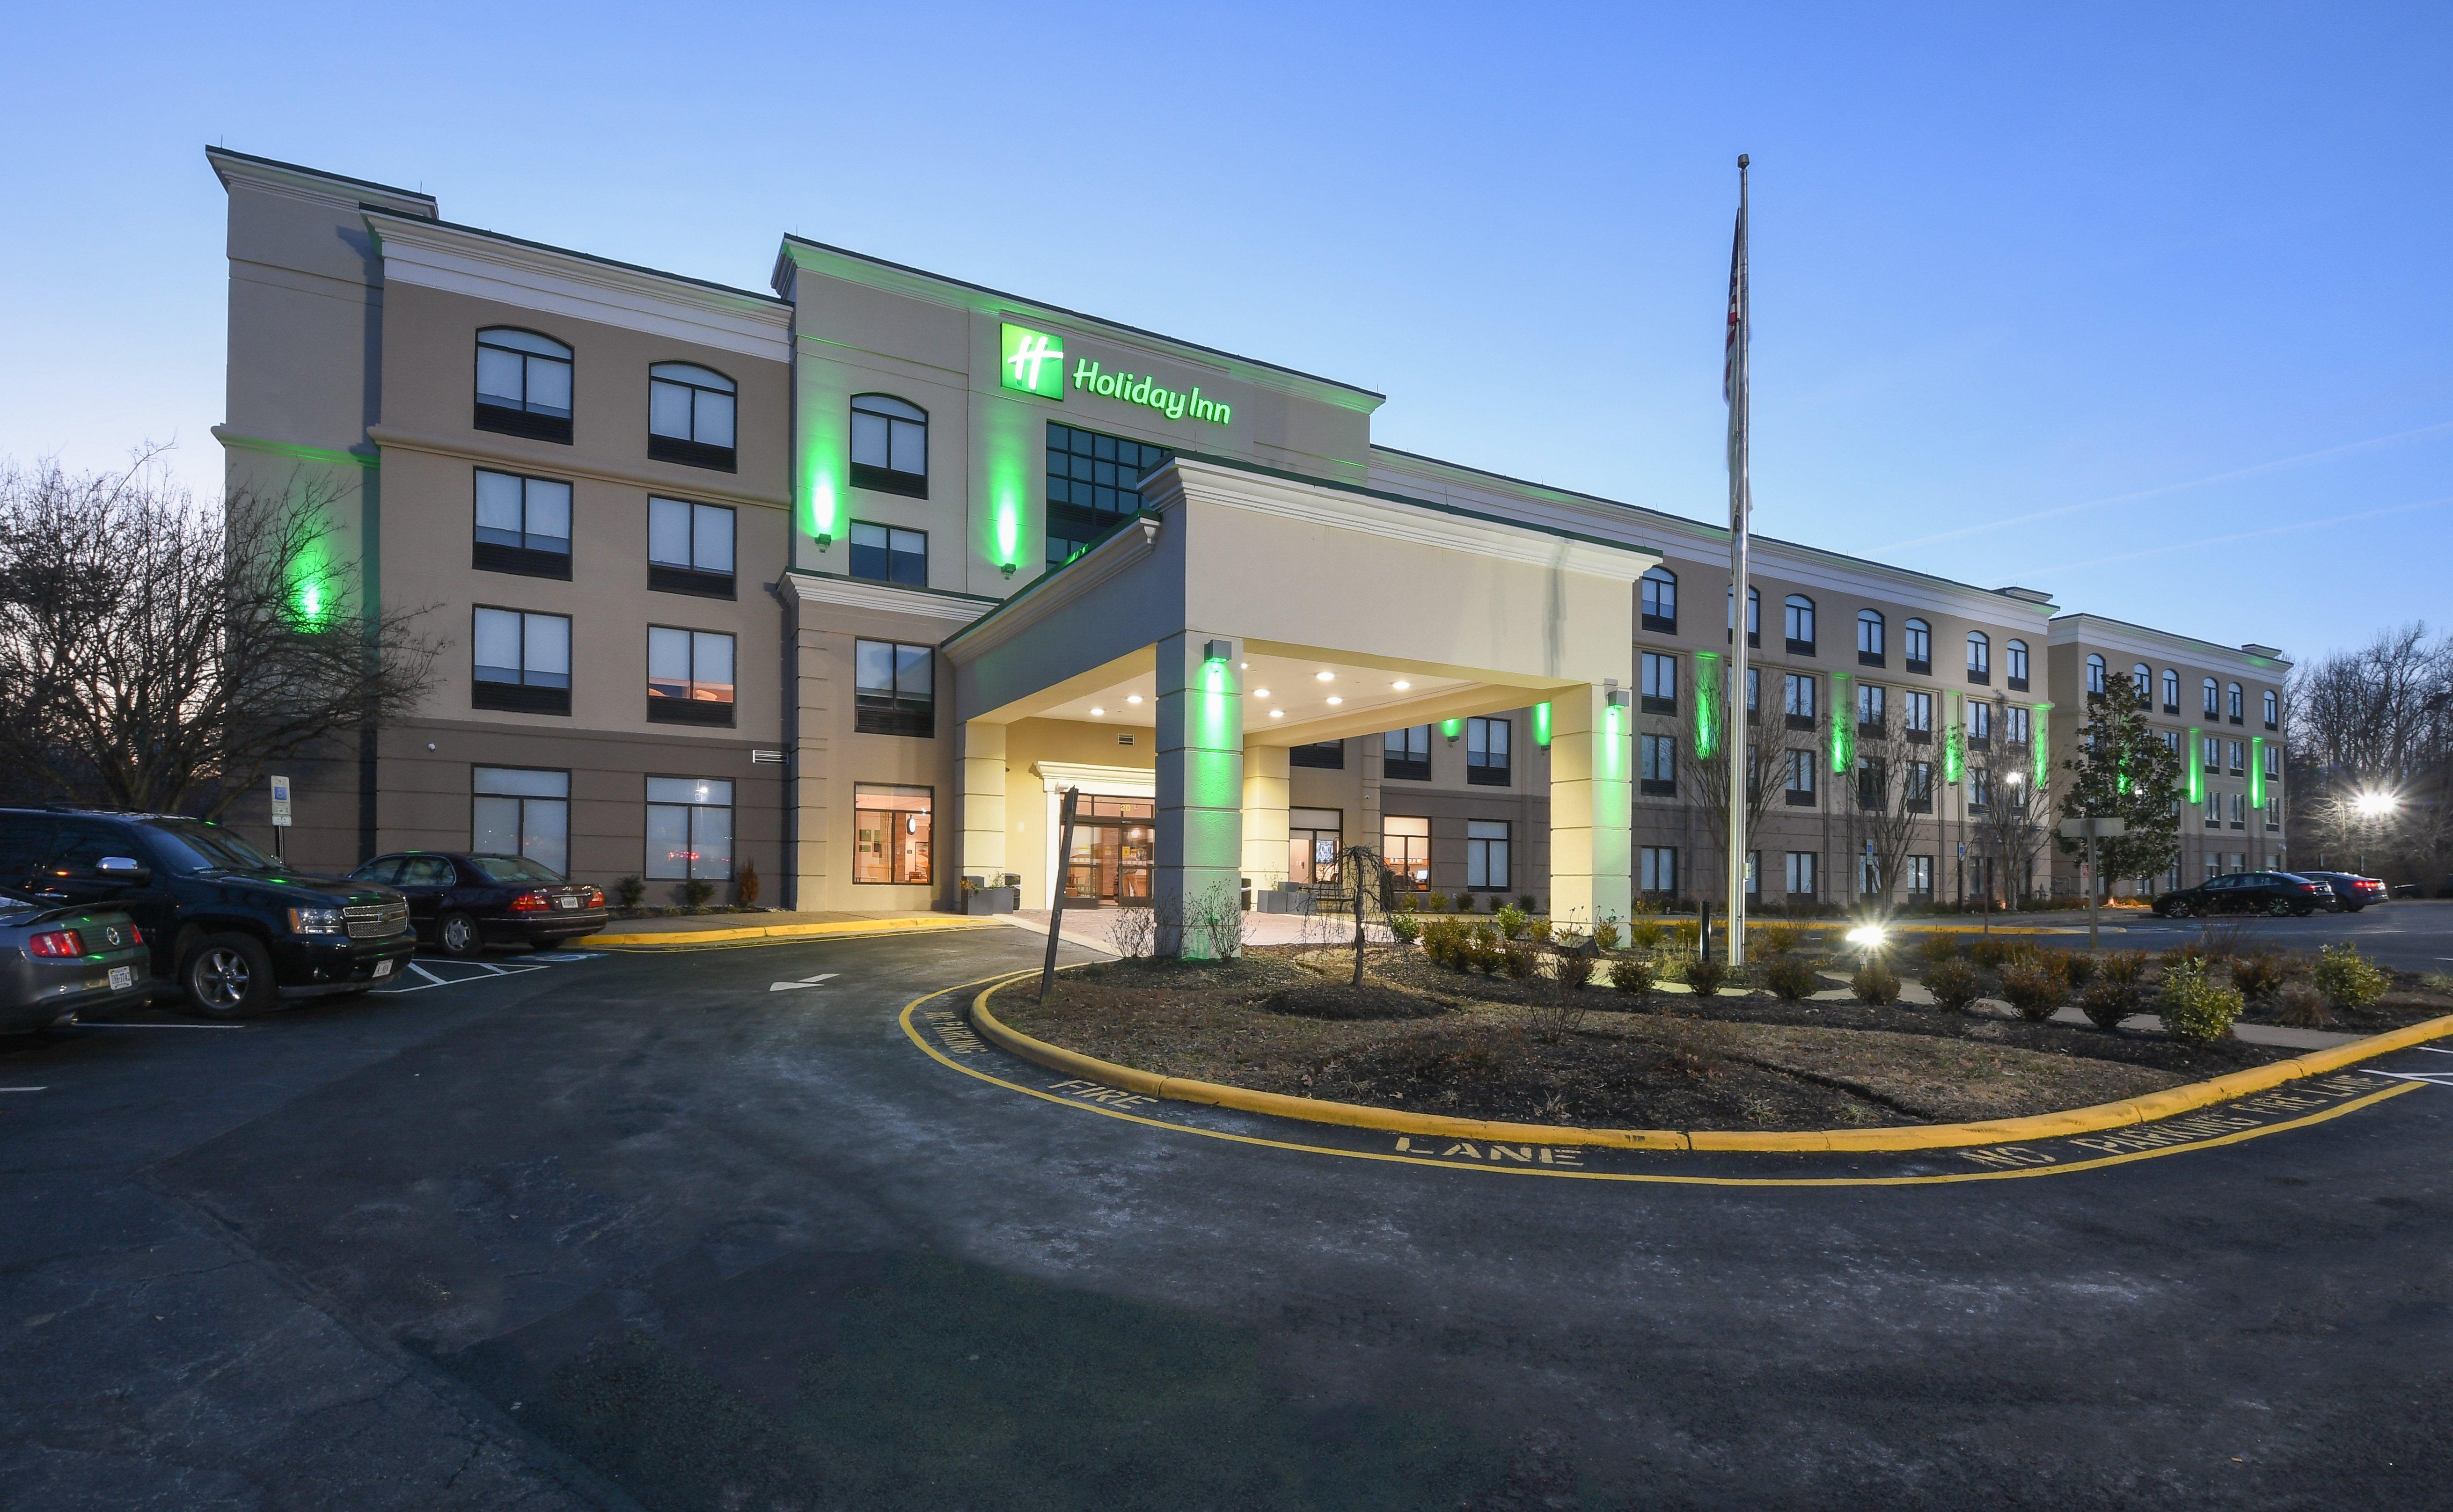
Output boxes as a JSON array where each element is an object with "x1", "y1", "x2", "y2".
[
  {"x1": 2058, "y1": 673, "x2": 2183, "y2": 895},
  {"x1": 1336, "y1": 843, "x2": 1388, "y2": 987}
]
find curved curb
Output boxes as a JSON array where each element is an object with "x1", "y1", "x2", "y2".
[{"x1": 969, "y1": 979, "x2": 2453, "y2": 1153}]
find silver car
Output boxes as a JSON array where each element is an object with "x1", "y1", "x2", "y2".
[{"x1": 0, "y1": 884, "x2": 154, "y2": 1033}]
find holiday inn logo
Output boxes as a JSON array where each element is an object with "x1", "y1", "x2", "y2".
[{"x1": 1000, "y1": 323, "x2": 1066, "y2": 398}]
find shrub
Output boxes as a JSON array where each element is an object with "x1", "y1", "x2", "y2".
[
  {"x1": 2229, "y1": 951, "x2": 2287, "y2": 1001},
  {"x1": 1765, "y1": 955, "x2": 1822, "y2": 1001},
  {"x1": 682, "y1": 877, "x2": 716, "y2": 908},
  {"x1": 1529, "y1": 917, "x2": 1554, "y2": 946},
  {"x1": 1608, "y1": 954, "x2": 1656, "y2": 995},
  {"x1": 1852, "y1": 959, "x2": 1902, "y2": 1006},
  {"x1": 1763, "y1": 923, "x2": 1801, "y2": 957},
  {"x1": 2101, "y1": 950, "x2": 2148, "y2": 986},
  {"x1": 1107, "y1": 908, "x2": 1157, "y2": 958},
  {"x1": 1593, "y1": 920, "x2": 1622, "y2": 952},
  {"x1": 1496, "y1": 904, "x2": 1530, "y2": 940},
  {"x1": 1487, "y1": 893, "x2": 1506, "y2": 915},
  {"x1": 1685, "y1": 957, "x2": 1731, "y2": 998},
  {"x1": 2277, "y1": 982, "x2": 2333, "y2": 1028},
  {"x1": 1966, "y1": 937, "x2": 2015, "y2": 970},
  {"x1": 1918, "y1": 933, "x2": 1962, "y2": 968},
  {"x1": 2160, "y1": 957, "x2": 2244, "y2": 1043},
  {"x1": 614, "y1": 874, "x2": 646, "y2": 908},
  {"x1": 1519, "y1": 893, "x2": 1539, "y2": 913},
  {"x1": 1389, "y1": 912, "x2": 1421, "y2": 946},
  {"x1": 735, "y1": 860, "x2": 761, "y2": 908},
  {"x1": 2312, "y1": 942, "x2": 2390, "y2": 1011},
  {"x1": 1469, "y1": 923, "x2": 1503, "y2": 976},
  {"x1": 1924, "y1": 957, "x2": 1983, "y2": 1013},
  {"x1": 1501, "y1": 939, "x2": 1539, "y2": 980},
  {"x1": 1555, "y1": 950, "x2": 1596, "y2": 991},
  {"x1": 1454, "y1": 891, "x2": 1476, "y2": 914},
  {"x1": 1628, "y1": 919, "x2": 1663, "y2": 952},
  {"x1": 1998, "y1": 959, "x2": 2068, "y2": 1021},
  {"x1": 2160, "y1": 941, "x2": 2207, "y2": 970},
  {"x1": 2078, "y1": 979, "x2": 2134, "y2": 1031},
  {"x1": 2060, "y1": 951, "x2": 2099, "y2": 988}
]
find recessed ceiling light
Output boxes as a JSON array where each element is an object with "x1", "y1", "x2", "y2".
[
  {"x1": 1239, "y1": 662, "x2": 1248, "y2": 669},
  {"x1": 1126, "y1": 694, "x2": 1143, "y2": 705},
  {"x1": 1252, "y1": 688, "x2": 1272, "y2": 699},
  {"x1": 1326, "y1": 696, "x2": 1343, "y2": 705},
  {"x1": 1315, "y1": 671, "x2": 1334, "y2": 682},
  {"x1": 1392, "y1": 680, "x2": 1411, "y2": 690},
  {"x1": 1089, "y1": 707, "x2": 1105, "y2": 716},
  {"x1": 1269, "y1": 709, "x2": 1284, "y2": 718}
]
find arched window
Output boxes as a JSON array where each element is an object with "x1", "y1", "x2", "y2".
[
  {"x1": 2006, "y1": 639, "x2": 2029, "y2": 689},
  {"x1": 2203, "y1": 677, "x2": 2220, "y2": 716},
  {"x1": 1857, "y1": 609, "x2": 1885, "y2": 665},
  {"x1": 2161, "y1": 669, "x2": 2179, "y2": 711},
  {"x1": 1966, "y1": 632, "x2": 1991, "y2": 682},
  {"x1": 2131, "y1": 663, "x2": 2151, "y2": 695},
  {"x1": 1784, "y1": 595, "x2": 1816, "y2": 654},
  {"x1": 2263, "y1": 689, "x2": 2278, "y2": 729},
  {"x1": 1904, "y1": 618, "x2": 1932, "y2": 673},
  {"x1": 475, "y1": 327, "x2": 574, "y2": 444},
  {"x1": 849, "y1": 394, "x2": 928, "y2": 498},
  {"x1": 2087, "y1": 654, "x2": 2107, "y2": 694},
  {"x1": 648, "y1": 362, "x2": 737, "y2": 470},
  {"x1": 1640, "y1": 566, "x2": 1677, "y2": 631},
  {"x1": 2227, "y1": 682, "x2": 2244, "y2": 721},
  {"x1": 1726, "y1": 584, "x2": 1760, "y2": 647}
]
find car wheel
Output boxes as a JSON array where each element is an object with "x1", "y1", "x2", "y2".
[
  {"x1": 2163, "y1": 900, "x2": 2191, "y2": 919},
  {"x1": 182, "y1": 933, "x2": 277, "y2": 1019},
  {"x1": 2265, "y1": 898, "x2": 2292, "y2": 917},
  {"x1": 437, "y1": 911, "x2": 485, "y2": 958}
]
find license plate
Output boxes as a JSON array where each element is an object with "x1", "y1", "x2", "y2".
[
  {"x1": 558, "y1": 896, "x2": 579, "y2": 909},
  {"x1": 374, "y1": 958, "x2": 395, "y2": 978},
  {"x1": 109, "y1": 965, "x2": 134, "y2": 990}
]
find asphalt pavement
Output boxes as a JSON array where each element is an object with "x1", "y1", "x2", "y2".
[{"x1": 2, "y1": 929, "x2": 2449, "y2": 1511}]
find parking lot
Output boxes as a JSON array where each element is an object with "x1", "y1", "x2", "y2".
[{"x1": 3, "y1": 926, "x2": 2449, "y2": 1511}]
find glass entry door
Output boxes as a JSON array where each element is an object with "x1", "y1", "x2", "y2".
[{"x1": 1062, "y1": 795, "x2": 1154, "y2": 904}]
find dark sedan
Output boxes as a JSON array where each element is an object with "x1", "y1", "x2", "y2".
[
  {"x1": 0, "y1": 885, "x2": 154, "y2": 1033},
  {"x1": 2294, "y1": 870, "x2": 2388, "y2": 913},
  {"x1": 2151, "y1": 871, "x2": 2332, "y2": 918},
  {"x1": 347, "y1": 853, "x2": 607, "y2": 956}
]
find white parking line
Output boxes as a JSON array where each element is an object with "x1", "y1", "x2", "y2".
[
  {"x1": 73, "y1": 1022, "x2": 250, "y2": 1030},
  {"x1": 0, "y1": 1086, "x2": 45, "y2": 1093}
]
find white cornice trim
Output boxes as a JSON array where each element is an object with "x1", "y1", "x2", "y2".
[
  {"x1": 2047, "y1": 614, "x2": 2291, "y2": 674},
  {"x1": 208, "y1": 148, "x2": 436, "y2": 219},
  {"x1": 369, "y1": 212, "x2": 791, "y2": 364},
  {"x1": 1035, "y1": 762, "x2": 1155, "y2": 796},
  {"x1": 787, "y1": 572, "x2": 993, "y2": 625},
  {"x1": 940, "y1": 516, "x2": 1163, "y2": 661},
  {"x1": 1156, "y1": 459, "x2": 1655, "y2": 583},
  {"x1": 366, "y1": 425, "x2": 788, "y2": 510}
]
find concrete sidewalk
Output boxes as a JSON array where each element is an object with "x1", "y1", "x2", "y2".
[
  {"x1": 576, "y1": 909, "x2": 1002, "y2": 949},
  {"x1": 996, "y1": 908, "x2": 1398, "y2": 958}
]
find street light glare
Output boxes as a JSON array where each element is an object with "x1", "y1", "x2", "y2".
[
  {"x1": 1845, "y1": 925, "x2": 1888, "y2": 949},
  {"x1": 2353, "y1": 791, "x2": 2397, "y2": 818}
]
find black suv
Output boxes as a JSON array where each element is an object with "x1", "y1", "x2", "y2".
[{"x1": 0, "y1": 808, "x2": 416, "y2": 1018}]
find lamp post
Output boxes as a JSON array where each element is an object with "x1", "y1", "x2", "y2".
[{"x1": 2058, "y1": 815, "x2": 2126, "y2": 950}]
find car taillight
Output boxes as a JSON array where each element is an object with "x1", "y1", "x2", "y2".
[
  {"x1": 127, "y1": 925, "x2": 143, "y2": 944},
  {"x1": 26, "y1": 929, "x2": 84, "y2": 957},
  {"x1": 586, "y1": 887, "x2": 605, "y2": 907},
  {"x1": 510, "y1": 891, "x2": 550, "y2": 912},
  {"x1": 2298, "y1": 883, "x2": 2323, "y2": 893}
]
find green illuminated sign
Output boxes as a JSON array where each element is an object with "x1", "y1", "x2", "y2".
[
  {"x1": 1000, "y1": 324, "x2": 1066, "y2": 398},
  {"x1": 1069, "y1": 360, "x2": 1230, "y2": 425}
]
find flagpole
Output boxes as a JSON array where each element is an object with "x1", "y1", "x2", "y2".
[{"x1": 1725, "y1": 153, "x2": 1752, "y2": 969}]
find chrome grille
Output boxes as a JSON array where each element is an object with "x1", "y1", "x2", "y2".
[{"x1": 344, "y1": 901, "x2": 411, "y2": 939}]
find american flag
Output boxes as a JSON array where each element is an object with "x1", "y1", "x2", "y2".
[{"x1": 1724, "y1": 157, "x2": 1750, "y2": 532}]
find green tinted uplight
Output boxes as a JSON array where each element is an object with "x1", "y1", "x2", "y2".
[
  {"x1": 1440, "y1": 718, "x2": 1462, "y2": 740},
  {"x1": 2031, "y1": 704, "x2": 2051, "y2": 790},
  {"x1": 1693, "y1": 651, "x2": 1722, "y2": 759},
  {"x1": 2187, "y1": 727, "x2": 2204, "y2": 804},
  {"x1": 1829, "y1": 672, "x2": 1853, "y2": 773},
  {"x1": 1532, "y1": 702, "x2": 1552, "y2": 748},
  {"x1": 2249, "y1": 736, "x2": 2266, "y2": 810}
]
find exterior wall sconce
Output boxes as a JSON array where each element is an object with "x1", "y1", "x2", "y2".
[{"x1": 1204, "y1": 638, "x2": 1234, "y2": 663}]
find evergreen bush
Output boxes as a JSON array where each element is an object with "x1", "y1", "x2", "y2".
[
  {"x1": 1924, "y1": 957, "x2": 1983, "y2": 1013},
  {"x1": 1852, "y1": 959, "x2": 1902, "y2": 1005},
  {"x1": 2312, "y1": 942, "x2": 2390, "y2": 1011},
  {"x1": 2160, "y1": 957, "x2": 2244, "y2": 1042}
]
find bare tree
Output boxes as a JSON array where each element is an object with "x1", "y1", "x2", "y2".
[
  {"x1": 1677, "y1": 686, "x2": 1821, "y2": 906},
  {"x1": 2288, "y1": 622, "x2": 2453, "y2": 883},
  {"x1": 1969, "y1": 710, "x2": 2060, "y2": 908},
  {"x1": 1842, "y1": 711, "x2": 1934, "y2": 909},
  {"x1": 0, "y1": 456, "x2": 440, "y2": 816}
]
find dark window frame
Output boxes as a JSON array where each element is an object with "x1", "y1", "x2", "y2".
[
  {"x1": 1640, "y1": 567, "x2": 1678, "y2": 633},
  {"x1": 472, "y1": 468, "x2": 573, "y2": 580},
  {"x1": 1289, "y1": 740, "x2": 1345, "y2": 770},
  {"x1": 848, "y1": 519, "x2": 929, "y2": 588},
  {"x1": 471, "y1": 605, "x2": 572, "y2": 716},
  {"x1": 647, "y1": 362, "x2": 739, "y2": 472},
  {"x1": 646, "y1": 624, "x2": 737, "y2": 727},
  {"x1": 474, "y1": 327, "x2": 574, "y2": 445},
  {"x1": 1857, "y1": 608, "x2": 1885, "y2": 668},
  {"x1": 648, "y1": 496, "x2": 737, "y2": 600},
  {"x1": 854, "y1": 638, "x2": 935, "y2": 739},
  {"x1": 1640, "y1": 650, "x2": 1677, "y2": 715},
  {"x1": 1783, "y1": 594, "x2": 1816, "y2": 657},
  {"x1": 1903, "y1": 618, "x2": 1932, "y2": 676},
  {"x1": 1046, "y1": 422, "x2": 1171, "y2": 567},
  {"x1": 2007, "y1": 638, "x2": 2030, "y2": 692},
  {"x1": 1465, "y1": 716, "x2": 1511, "y2": 787},
  {"x1": 1967, "y1": 633, "x2": 1991, "y2": 686},
  {"x1": 851, "y1": 782, "x2": 935, "y2": 886},
  {"x1": 1383, "y1": 725, "x2": 1432, "y2": 782},
  {"x1": 850, "y1": 393, "x2": 929, "y2": 498}
]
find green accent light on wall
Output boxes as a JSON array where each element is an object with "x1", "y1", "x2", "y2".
[
  {"x1": 287, "y1": 530, "x2": 332, "y2": 629},
  {"x1": 1829, "y1": 672, "x2": 1853, "y2": 773},
  {"x1": 1441, "y1": 718, "x2": 1462, "y2": 740},
  {"x1": 2187, "y1": 726, "x2": 2204, "y2": 804},
  {"x1": 982, "y1": 393, "x2": 1032, "y2": 577},
  {"x1": 1532, "y1": 701, "x2": 1552, "y2": 748},
  {"x1": 1693, "y1": 652, "x2": 1722, "y2": 759},
  {"x1": 2031, "y1": 703, "x2": 2051, "y2": 790},
  {"x1": 1186, "y1": 653, "x2": 1242, "y2": 810},
  {"x1": 1000, "y1": 323, "x2": 1066, "y2": 398},
  {"x1": 1602, "y1": 701, "x2": 1623, "y2": 778},
  {"x1": 1942, "y1": 691, "x2": 1963, "y2": 785},
  {"x1": 2249, "y1": 736, "x2": 2266, "y2": 810}
]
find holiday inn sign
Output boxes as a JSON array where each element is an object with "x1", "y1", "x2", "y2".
[{"x1": 999, "y1": 322, "x2": 1231, "y2": 426}]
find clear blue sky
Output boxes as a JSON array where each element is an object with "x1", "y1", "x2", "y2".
[{"x1": 4, "y1": 2, "x2": 2446, "y2": 664}]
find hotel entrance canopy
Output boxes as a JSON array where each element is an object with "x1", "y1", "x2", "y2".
[{"x1": 942, "y1": 456, "x2": 1658, "y2": 954}]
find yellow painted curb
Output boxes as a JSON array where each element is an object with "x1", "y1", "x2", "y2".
[
  {"x1": 577, "y1": 915, "x2": 1002, "y2": 949},
  {"x1": 969, "y1": 977, "x2": 2453, "y2": 1154}
]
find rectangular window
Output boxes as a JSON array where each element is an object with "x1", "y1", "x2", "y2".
[
  {"x1": 475, "y1": 328, "x2": 573, "y2": 444},
  {"x1": 1906, "y1": 760, "x2": 1933, "y2": 812},
  {"x1": 2226, "y1": 740, "x2": 2243, "y2": 774},
  {"x1": 2203, "y1": 735, "x2": 2222, "y2": 769},
  {"x1": 1966, "y1": 701, "x2": 1992, "y2": 747},
  {"x1": 852, "y1": 783, "x2": 932, "y2": 885},
  {"x1": 1641, "y1": 652, "x2": 1677, "y2": 714},
  {"x1": 1783, "y1": 672, "x2": 1816, "y2": 730},
  {"x1": 473, "y1": 470, "x2": 571, "y2": 578},
  {"x1": 648, "y1": 497, "x2": 736, "y2": 598},
  {"x1": 472, "y1": 607, "x2": 571, "y2": 715},
  {"x1": 1969, "y1": 767, "x2": 1992, "y2": 810},
  {"x1": 1640, "y1": 846, "x2": 1679, "y2": 894},
  {"x1": 1047, "y1": 422, "x2": 1171, "y2": 567},
  {"x1": 471, "y1": 767, "x2": 570, "y2": 876},
  {"x1": 649, "y1": 364, "x2": 738, "y2": 471},
  {"x1": 2205, "y1": 793, "x2": 2222, "y2": 825},
  {"x1": 1785, "y1": 851, "x2": 1817, "y2": 897},
  {"x1": 849, "y1": 520, "x2": 927, "y2": 588},
  {"x1": 854, "y1": 639, "x2": 934, "y2": 738},
  {"x1": 850, "y1": 395, "x2": 928, "y2": 497},
  {"x1": 2263, "y1": 745, "x2": 2280, "y2": 778},
  {"x1": 1383, "y1": 725, "x2": 1432, "y2": 782},
  {"x1": 1858, "y1": 757, "x2": 1884, "y2": 811},
  {"x1": 1289, "y1": 808, "x2": 1343, "y2": 885},
  {"x1": 1785, "y1": 749, "x2": 1817, "y2": 806},
  {"x1": 644, "y1": 776, "x2": 733, "y2": 881},
  {"x1": 2007, "y1": 641, "x2": 2029, "y2": 690},
  {"x1": 1465, "y1": 820, "x2": 1510, "y2": 891},
  {"x1": 1906, "y1": 855, "x2": 1934, "y2": 896},
  {"x1": 2007, "y1": 705, "x2": 2030, "y2": 744},
  {"x1": 1640, "y1": 733, "x2": 1677, "y2": 796},
  {"x1": 1744, "y1": 667, "x2": 1760, "y2": 719},
  {"x1": 1382, "y1": 815, "x2": 1431, "y2": 892},
  {"x1": 2230, "y1": 792, "x2": 2245, "y2": 829},
  {"x1": 1641, "y1": 570, "x2": 1677, "y2": 632},
  {"x1": 1858, "y1": 682, "x2": 1886, "y2": 732},
  {"x1": 647, "y1": 626, "x2": 735, "y2": 725},
  {"x1": 1747, "y1": 850, "x2": 1761, "y2": 896},
  {"x1": 1904, "y1": 690, "x2": 1933, "y2": 740},
  {"x1": 1466, "y1": 718, "x2": 1510, "y2": 786},
  {"x1": 1289, "y1": 740, "x2": 1344, "y2": 770}
]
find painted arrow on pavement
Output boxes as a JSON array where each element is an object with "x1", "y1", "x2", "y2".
[{"x1": 769, "y1": 972, "x2": 839, "y2": 993}]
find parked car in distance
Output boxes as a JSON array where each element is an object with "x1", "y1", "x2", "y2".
[
  {"x1": 2150, "y1": 871, "x2": 2332, "y2": 919},
  {"x1": 346, "y1": 852, "x2": 607, "y2": 957},
  {"x1": 0, "y1": 884, "x2": 154, "y2": 1033},
  {"x1": 2294, "y1": 870, "x2": 2388, "y2": 912},
  {"x1": 0, "y1": 808, "x2": 415, "y2": 1019}
]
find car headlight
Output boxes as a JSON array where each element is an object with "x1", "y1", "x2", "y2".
[{"x1": 287, "y1": 907, "x2": 346, "y2": 935}]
